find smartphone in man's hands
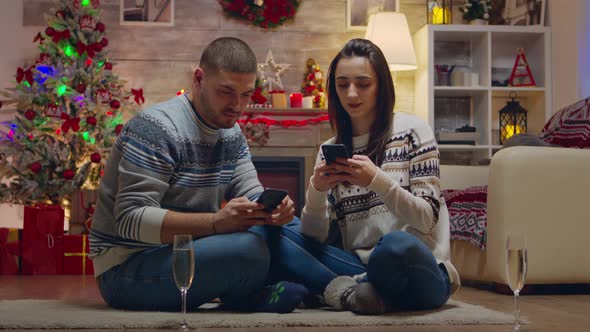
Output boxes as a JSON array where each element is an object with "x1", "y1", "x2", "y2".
[
  {"x1": 256, "y1": 188, "x2": 288, "y2": 212},
  {"x1": 321, "y1": 144, "x2": 351, "y2": 165}
]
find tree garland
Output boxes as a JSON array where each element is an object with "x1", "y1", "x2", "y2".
[{"x1": 218, "y1": 0, "x2": 300, "y2": 29}]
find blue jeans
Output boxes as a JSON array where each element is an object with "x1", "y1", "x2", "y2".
[
  {"x1": 97, "y1": 232, "x2": 270, "y2": 311},
  {"x1": 251, "y1": 218, "x2": 451, "y2": 311}
]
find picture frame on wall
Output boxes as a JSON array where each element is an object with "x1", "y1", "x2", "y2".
[
  {"x1": 120, "y1": 0, "x2": 174, "y2": 26},
  {"x1": 489, "y1": 0, "x2": 545, "y2": 26},
  {"x1": 347, "y1": 0, "x2": 399, "y2": 31}
]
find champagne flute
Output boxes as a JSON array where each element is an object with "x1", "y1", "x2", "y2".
[
  {"x1": 506, "y1": 234, "x2": 527, "y2": 332},
  {"x1": 173, "y1": 234, "x2": 195, "y2": 331}
]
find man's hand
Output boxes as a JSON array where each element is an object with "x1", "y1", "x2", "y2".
[
  {"x1": 310, "y1": 159, "x2": 348, "y2": 192},
  {"x1": 268, "y1": 195, "x2": 295, "y2": 226},
  {"x1": 212, "y1": 197, "x2": 268, "y2": 233}
]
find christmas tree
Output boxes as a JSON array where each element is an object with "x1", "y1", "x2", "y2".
[
  {"x1": 0, "y1": 0, "x2": 143, "y2": 205},
  {"x1": 300, "y1": 58, "x2": 326, "y2": 109}
]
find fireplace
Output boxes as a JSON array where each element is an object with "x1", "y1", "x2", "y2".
[{"x1": 252, "y1": 156, "x2": 305, "y2": 216}]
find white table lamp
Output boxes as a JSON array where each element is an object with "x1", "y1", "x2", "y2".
[{"x1": 365, "y1": 12, "x2": 417, "y2": 71}]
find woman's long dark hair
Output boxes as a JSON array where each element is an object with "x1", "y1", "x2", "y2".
[{"x1": 327, "y1": 38, "x2": 395, "y2": 166}]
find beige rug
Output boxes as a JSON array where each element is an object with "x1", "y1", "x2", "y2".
[{"x1": 0, "y1": 299, "x2": 515, "y2": 329}]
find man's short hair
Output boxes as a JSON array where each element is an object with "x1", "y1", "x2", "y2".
[{"x1": 200, "y1": 37, "x2": 257, "y2": 74}]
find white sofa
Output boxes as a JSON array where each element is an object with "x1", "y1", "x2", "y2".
[{"x1": 444, "y1": 146, "x2": 590, "y2": 285}]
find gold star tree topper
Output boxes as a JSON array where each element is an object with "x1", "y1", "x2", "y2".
[{"x1": 257, "y1": 50, "x2": 290, "y2": 91}]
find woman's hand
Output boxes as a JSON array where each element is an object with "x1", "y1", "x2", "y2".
[
  {"x1": 331, "y1": 155, "x2": 378, "y2": 187},
  {"x1": 310, "y1": 159, "x2": 349, "y2": 192}
]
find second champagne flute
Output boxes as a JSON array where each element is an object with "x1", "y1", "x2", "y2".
[
  {"x1": 173, "y1": 234, "x2": 195, "y2": 331},
  {"x1": 506, "y1": 233, "x2": 527, "y2": 332}
]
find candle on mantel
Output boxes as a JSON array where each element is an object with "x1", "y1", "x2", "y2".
[
  {"x1": 302, "y1": 96, "x2": 313, "y2": 109},
  {"x1": 290, "y1": 93, "x2": 302, "y2": 108}
]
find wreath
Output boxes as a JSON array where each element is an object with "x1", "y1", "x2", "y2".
[{"x1": 218, "y1": 0, "x2": 300, "y2": 29}]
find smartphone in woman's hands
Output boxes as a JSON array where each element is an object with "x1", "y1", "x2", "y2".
[{"x1": 321, "y1": 144, "x2": 351, "y2": 165}]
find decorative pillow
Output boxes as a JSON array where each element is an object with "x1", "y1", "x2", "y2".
[
  {"x1": 541, "y1": 96, "x2": 590, "y2": 148},
  {"x1": 443, "y1": 186, "x2": 488, "y2": 250}
]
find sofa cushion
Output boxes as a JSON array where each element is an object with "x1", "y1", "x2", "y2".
[{"x1": 541, "y1": 96, "x2": 590, "y2": 148}]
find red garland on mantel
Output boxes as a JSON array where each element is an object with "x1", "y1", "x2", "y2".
[
  {"x1": 238, "y1": 115, "x2": 329, "y2": 128},
  {"x1": 218, "y1": 0, "x2": 300, "y2": 29}
]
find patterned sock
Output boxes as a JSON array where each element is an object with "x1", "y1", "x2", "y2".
[
  {"x1": 256, "y1": 281, "x2": 308, "y2": 313},
  {"x1": 247, "y1": 281, "x2": 309, "y2": 314}
]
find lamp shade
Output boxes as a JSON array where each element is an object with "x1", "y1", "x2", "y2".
[{"x1": 365, "y1": 12, "x2": 417, "y2": 71}]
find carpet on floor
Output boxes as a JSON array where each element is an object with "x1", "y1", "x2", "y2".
[{"x1": 0, "y1": 299, "x2": 516, "y2": 329}]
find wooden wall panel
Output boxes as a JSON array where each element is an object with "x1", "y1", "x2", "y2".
[{"x1": 22, "y1": 0, "x2": 419, "y2": 111}]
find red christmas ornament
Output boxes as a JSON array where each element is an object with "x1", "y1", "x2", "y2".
[
  {"x1": 105, "y1": 62, "x2": 113, "y2": 70},
  {"x1": 76, "y1": 83, "x2": 86, "y2": 94},
  {"x1": 38, "y1": 53, "x2": 50, "y2": 64},
  {"x1": 30, "y1": 162, "x2": 42, "y2": 174},
  {"x1": 25, "y1": 109, "x2": 36, "y2": 120},
  {"x1": 95, "y1": 22, "x2": 105, "y2": 33},
  {"x1": 45, "y1": 103, "x2": 59, "y2": 117},
  {"x1": 95, "y1": 88, "x2": 111, "y2": 103},
  {"x1": 79, "y1": 15, "x2": 96, "y2": 32},
  {"x1": 115, "y1": 124, "x2": 123, "y2": 135},
  {"x1": 86, "y1": 116, "x2": 97, "y2": 126},
  {"x1": 45, "y1": 27, "x2": 56, "y2": 36},
  {"x1": 63, "y1": 169, "x2": 75, "y2": 180},
  {"x1": 100, "y1": 37, "x2": 109, "y2": 47},
  {"x1": 90, "y1": 152, "x2": 101, "y2": 163},
  {"x1": 56, "y1": 10, "x2": 65, "y2": 19},
  {"x1": 110, "y1": 100, "x2": 120, "y2": 109},
  {"x1": 91, "y1": 0, "x2": 100, "y2": 9}
]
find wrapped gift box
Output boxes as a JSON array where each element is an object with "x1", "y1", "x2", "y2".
[
  {"x1": 63, "y1": 234, "x2": 94, "y2": 275},
  {"x1": 21, "y1": 205, "x2": 64, "y2": 275},
  {"x1": 0, "y1": 228, "x2": 21, "y2": 275}
]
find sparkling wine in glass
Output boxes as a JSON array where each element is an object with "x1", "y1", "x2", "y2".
[
  {"x1": 506, "y1": 234, "x2": 527, "y2": 332},
  {"x1": 173, "y1": 234, "x2": 195, "y2": 331}
]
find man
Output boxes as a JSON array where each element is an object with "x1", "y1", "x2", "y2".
[{"x1": 90, "y1": 37, "x2": 306, "y2": 313}]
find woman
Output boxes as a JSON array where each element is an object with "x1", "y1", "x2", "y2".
[{"x1": 252, "y1": 38, "x2": 459, "y2": 315}]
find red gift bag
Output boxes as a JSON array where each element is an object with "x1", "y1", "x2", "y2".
[
  {"x1": 63, "y1": 234, "x2": 94, "y2": 275},
  {"x1": 0, "y1": 228, "x2": 21, "y2": 275},
  {"x1": 21, "y1": 205, "x2": 64, "y2": 275}
]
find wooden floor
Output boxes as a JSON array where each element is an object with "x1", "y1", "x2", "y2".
[{"x1": 1, "y1": 275, "x2": 590, "y2": 331}]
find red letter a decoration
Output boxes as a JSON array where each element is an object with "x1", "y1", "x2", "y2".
[{"x1": 509, "y1": 48, "x2": 536, "y2": 87}]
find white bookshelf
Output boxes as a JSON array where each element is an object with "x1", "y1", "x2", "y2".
[{"x1": 413, "y1": 24, "x2": 552, "y2": 165}]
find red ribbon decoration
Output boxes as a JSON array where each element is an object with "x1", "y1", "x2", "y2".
[
  {"x1": 131, "y1": 88, "x2": 145, "y2": 104},
  {"x1": 60, "y1": 113, "x2": 81, "y2": 133},
  {"x1": 51, "y1": 29, "x2": 71, "y2": 43},
  {"x1": 33, "y1": 32, "x2": 43, "y2": 44},
  {"x1": 238, "y1": 115, "x2": 329, "y2": 128},
  {"x1": 16, "y1": 66, "x2": 34, "y2": 86},
  {"x1": 75, "y1": 41, "x2": 102, "y2": 58}
]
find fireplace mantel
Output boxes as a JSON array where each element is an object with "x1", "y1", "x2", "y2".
[{"x1": 241, "y1": 108, "x2": 332, "y2": 193}]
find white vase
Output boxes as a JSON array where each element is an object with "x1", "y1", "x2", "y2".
[{"x1": 470, "y1": 19, "x2": 487, "y2": 25}]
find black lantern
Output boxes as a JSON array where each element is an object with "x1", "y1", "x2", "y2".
[
  {"x1": 427, "y1": 0, "x2": 453, "y2": 24},
  {"x1": 499, "y1": 92, "x2": 528, "y2": 144}
]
